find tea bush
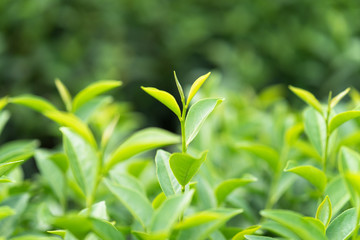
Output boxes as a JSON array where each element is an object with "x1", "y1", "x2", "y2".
[{"x1": 1, "y1": 73, "x2": 360, "y2": 239}]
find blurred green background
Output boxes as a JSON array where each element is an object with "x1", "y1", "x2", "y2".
[{"x1": 1, "y1": 0, "x2": 360, "y2": 143}]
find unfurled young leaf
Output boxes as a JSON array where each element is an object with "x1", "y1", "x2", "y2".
[
  {"x1": 284, "y1": 161, "x2": 327, "y2": 192},
  {"x1": 0, "y1": 160, "x2": 24, "y2": 177},
  {"x1": 215, "y1": 176, "x2": 257, "y2": 205},
  {"x1": 174, "y1": 71, "x2": 185, "y2": 105},
  {"x1": 185, "y1": 98, "x2": 223, "y2": 146},
  {"x1": 232, "y1": 225, "x2": 261, "y2": 240},
  {"x1": 186, "y1": 72, "x2": 211, "y2": 106},
  {"x1": 0, "y1": 110, "x2": 10, "y2": 135},
  {"x1": 105, "y1": 128, "x2": 180, "y2": 173},
  {"x1": 329, "y1": 111, "x2": 360, "y2": 134},
  {"x1": 55, "y1": 78, "x2": 72, "y2": 112},
  {"x1": 155, "y1": 150, "x2": 181, "y2": 196},
  {"x1": 316, "y1": 196, "x2": 332, "y2": 228},
  {"x1": 285, "y1": 123, "x2": 304, "y2": 146},
  {"x1": 324, "y1": 176, "x2": 349, "y2": 216},
  {"x1": 0, "y1": 96, "x2": 8, "y2": 111},
  {"x1": 238, "y1": 142, "x2": 279, "y2": 172},
  {"x1": 152, "y1": 192, "x2": 167, "y2": 210},
  {"x1": 141, "y1": 87, "x2": 181, "y2": 118},
  {"x1": 169, "y1": 151, "x2": 208, "y2": 187},
  {"x1": 330, "y1": 88, "x2": 350, "y2": 109},
  {"x1": 72, "y1": 80, "x2": 122, "y2": 112},
  {"x1": 10, "y1": 94, "x2": 58, "y2": 113},
  {"x1": 289, "y1": 86, "x2": 323, "y2": 114},
  {"x1": 101, "y1": 114, "x2": 119, "y2": 149},
  {"x1": 46, "y1": 111, "x2": 97, "y2": 147}
]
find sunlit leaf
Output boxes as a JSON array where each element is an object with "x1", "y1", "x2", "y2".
[
  {"x1": 169, "y1": 151, "x2": 207, "y2": 187},
  {"x1": 142, "y1": 87, "x2": 181, "y2": 117},
  {"x1": 0, "y1": 97, "x2": 8, "y2": 111},
  {"x1": 152, "y1": 192, "x2": 166, "y2": 210},
  {"x1": 186, "y1": 72, "x2": 211, "y2": 106},
  {"x1": 105, "y1": 128, "x2": 179, "y2": 173},
  {"x1": 324, "y1": 176, "x2": 349, "y2": 216},
  {"x1": 284, "y1": 161, "x2": 326, "y2": 192},
  {"x1": 215, "y1": 176, "x2": 257, "y2": 205},
  {"x1": 55, "y1": 78, "x2": 72, "y2": 111},
  {"x1": 90, "y1": 218, "x2": 125, "y2": 240},
  {"x1": 72, "y1": 80, "x2": 122, "y2": 112},
  {"x1": 330, "y1": 88, "x2": 350, "y2": 109},
  {"x1": 10, "y1": 94, "x2": 57, "y2": 113},
  {"x1": 326, "y1": 208, "x2": 357, "y2": 240},
  {"x1": 53, "y1": 214, "x2": 91, "y2": 239},
  {"x1": 329, "y1": 111, "x2": 360, "y2": 134},
  {"x1": 289, "y1": 86, "x2": 323, "y2": 114},
  {"x1": 0, "y1": 110, "x2": 10, "y2": 135},
  {"x1": 174, "y1": 71, "x2": 185, "y2": 105},
  {"x1": 185, "y1": 98, "x2": 223, "y2": 146},
  {"x1": 232, "y1": 225, "x2": 261, "y2": 240},
  {"x1": 0, "y1": 160, "x2": 24, "y2": 177},
  {"x1": 132, "y1": 231, "x2": 168, "y2": 240},
  {"x1": 285, "y1": 123, "x2": 304, "y2": 146},
  {"x1": 316, "y1": 196, "x2": 332, "y2": 228},
  {"x1": 261, "y1": 221, "x2": 301, "y2": 239},
  {"x1": 0, "y1": 206, "x2": 15, "y2": 221}
]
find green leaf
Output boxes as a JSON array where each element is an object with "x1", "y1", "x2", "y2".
[
  {"x1": 61, "y1": 127, "x2": 98, "y2": 200},
  {"x1": 74, "y1": 96, "x2": 113, "y2": 122},
  {"x1": 10, "y1": 94, "x2": 57, "y2": 113},
  {"x1": 176, "y1": 208, "x2": 242, "y2": 240},
  {"x1": 105, "y1": 128, "x2": 180, "y2": 173},
  {"x1": 101, "y1": 115, "x2": 119, "y2": 149},
  {"x1": 289, "y1": 86, "x2": 323, "y2": 114},
  {"x1": 170, "y1": 151, "x2": 207, "y2": 187},
  {"x1": 155, "y1": 150, "x2": 181, "y2": 196},
  {"x1": 186, "y1": 72, "x2": 211, "y2": 106},
  {"x1": 316, "y1": 196, "x2": 332, "y2": 228},
  {"x1": 303, "y1": 107, "x2": 326, "y2": 157},
  {"x1": 215, "y1": 176, "x2": 257, "y2": 205},
  {"x1": 10, "y1": 236, "x2": 60, "y2": 240},
  {"x1": 232, "y1": 225, "x2": 261, "y2": 240},
  {"x1": 132, "y1": 231, "x2": 168, "y2": 240},
  {"x1": 150, "y1": 190, "x2": 194, "y2": 233},
  {"x1": 104, "y1": 179, "x2": 153, "y2": 229},
  {"x1": 245, "y1": 236, "x2": 277, "y2": 240},
  {"x1": 55, "y1": 78, "x2": 72, "y2": 111},
  {"x1": 330, "y1": 88, "x2": 351, "y2": 109},
  {"x1": 0, "y1": 206, "x2": 15, "y2": 221},
  {"x1": 90, "y1": 218, "x2": 125, "y2": 240},
  {"x1": 261, "y1": 220, "x2": 301, "y2": 239},
  {"x1": 238, "y1": 142, "x2": 279, "y2": 172},
  {"x1": 329, "y1": 111, "x2": 360, "y2": 134},
  {"x1": 79, "y1": 201, "x2": 109, "y2": 220},
  {"x1": 326, "y1": 208, "x2": 357, "y2": 240},
  {"x1": 0, "y1": 140, "x2": 38, "y2": 164},
  {"x1": 72, "y1": 80, "x2": 122, "y2": 112},
  {"x1": 45, "y1": 111, "x2": 97, "y2": 147},
  {"x1": 47, "y1": 230, "x2": 66, "y2": 238},
  {"x1": 110, "y1": 172, "x2": 146, "y2": 195},
  {"x1": 0, "y1": 194, "x2": 30, "y2": 238},
  {"x1": 185, "y1": 98, "x2": 223, "y2": 146},
  {"x1": 0, "y1": 110, "x2": 10, "y2": 135},
  {"x1": 35, "y1": 150, "x2": 66, "y2": 206},
  {"x1": 324, "y1": 176, "x2": 349, "y2": 216},
  {"x1": 152, "y1": 192, "x2": 167, "y2": 210},
  {"x1": 53, "y1": 214, "x2": 92, "y2": 239},
  {"x1": 141, "y1": 87, "x2": 181, "y2": 117},
  {"x1": 0, "y1": 96, "x2": 8, "y2": 111},
  {"x1": 0, "y1": 160, "x2": 24, "y2": 177},
  {"x1": 174, "y1": 71, "x2": 185, "y2": 106},
  {"x1": 285, "y1": 123, "x2": 304, "y2": 146},
  {"x1": 261, "y1": 209, "x2": 327, "y2": 240},
  {"x1": 284, "y1": 161, "x2": 327, "y2": 192}
]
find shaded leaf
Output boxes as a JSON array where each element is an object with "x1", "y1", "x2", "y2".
[
  {"x1": 284, "y1": 161, "x2": 326, "y2": 192},
  {"x1": 170, "y1": 151, "x2": 208, "y2": 187},
  {"x1": 316, "y1": 196, "x2": 332, "y2": 228},
  {"x1": 142, "y1": 87, "x2": 181, "y2": 117},
  {"x1": 0, "y1": 96, "x2": 8, "y2": 111},
  {"x1": 61, "y1": 127, "x2": 98, "y2": 200},
  {"x1": 152, "y1": 192, "x2": 166, "y2": 210},
  {"x1": 330, "y1": 88, "x2": 350, "y2": 109},
  {"x1": 289, "y1": 86, "x2": 323, "y2": 114},
  {"x1": 53, "y1": 214, "x2": 91, "y2": 239},
  {"x1": 324, "y1": 176, "x2": 349, "y2": 216},
  {"x1": 185, "y1": 98, "x2": 223, "y2": 146},
  {"x1": 215, "y1": 176, "x2": 257, "y2": 205},
  {"x1": 104, "y1": 179, "x2": 153, "y2": 228},
  {"x1": 329, "y1": 111, "x2": 360, "y2": 134},
  {"x1": 90, "y1": 218, "x2": 125, "y2": 240},
  {"x1": 55, "y1": 78, "x2": 72, "y2": 111},
  {"x1": 72, "y1": 80, "x2": 121, "y2": 112},
  {"x1": 0, "y1": 160, "x2": 24, "y2": 177},
  {"x1": 326, "y1": 208, "x2": 357, "y2": 240},
  {"x1": 105, "y1": 128, "x2": 180, "y2": 173},
  {"x1": 186, "y1": 72, "x2": 211, "y2": 106},
  {"x1": 155, "y1": 150, "x2": 181, "y2": 196},
  {"x1": 10, "y1": 94, "x2": 57, "y2": 113},
  {"x1": 303, "y1": 107, "x2": 326, "y2": 157},
  {"x1": 0, "y1": 140, "x2": 38, "y2": 164}
]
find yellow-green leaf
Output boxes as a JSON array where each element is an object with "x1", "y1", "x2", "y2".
[
  {"x1": 0, "y1": 97, "x2": 8, "y2": 111},
  {"x1": 330, "y1": 88, "x2": 350, "y2": 109},
  {"x1": 232, "y1": 225, "x2": 261, "y2": 240},
  {"x1": 10, "y1": 95, "x2": 57, "y2": 113},
  {"x1": 289, "y1": 86, "x2": 323, "y2": 114},
  {"x1": 329, "y1": 111, "x2": 360, "y2": 134},
  {"x1": 152, "y1": 192, "x2": 167, "y2": 210},
  {"x1": 316, "y1": 196, "x2": 332, "y2": 228},
  {"x1": 72, "y1": 80, "x2": 122, "y2": 112},
  {"x1": 186, "y1": 72, "x2": 211, "y2": 106},
  {"x1": 142, "y1": 87, "x2": 181, "y2": 117},
  {"x1": 55, "y1": 78, "x2": 72, "y2": 111}
]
